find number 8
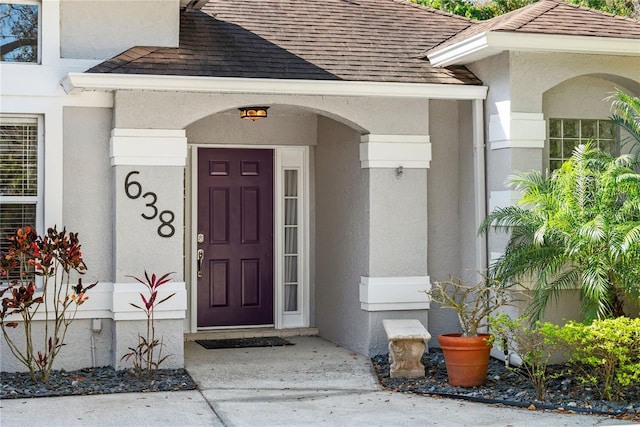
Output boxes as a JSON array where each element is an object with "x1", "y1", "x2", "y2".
[{"x1": 158, "y1": 210, "x2": 175, "y2": 238}]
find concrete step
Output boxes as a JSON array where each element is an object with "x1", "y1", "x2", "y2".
[{"x1": 184, "y1": 327, "x2": 318, "y2": 341}]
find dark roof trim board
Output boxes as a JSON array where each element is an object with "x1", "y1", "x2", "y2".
[{"x1": 428, "y1": 0, "x2": 640, "y2": 66}]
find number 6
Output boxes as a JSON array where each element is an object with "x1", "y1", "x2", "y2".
[{"x1": 124, "y1": 171, "x2": 142, "y2": 199}]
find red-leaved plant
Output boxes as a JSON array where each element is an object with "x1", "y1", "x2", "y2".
[
  {"x1": 121, "y1": 271, "x2": 175, "y2": 378},
  {"x1": 0, "y1": 226, "x2": 97, "y2": 382}
]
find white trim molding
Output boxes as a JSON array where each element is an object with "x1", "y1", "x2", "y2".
[
  {"x1": 428, "y1": 31, "x2": 640, "y2": 67},
  {"x1": 489, "y1": 112, "x2": 545, "y2": 150},
  {"x1": 110, "y1": 128, "x2": 188, "y2": 166},
  {"x1": 359, "y1": 134, "x2": 432, "y2": 169},
  {"x1": 359, "y1": 276, "x2": 431, "y2": 311},
  {"x1": 62, "y1": 72, "x2": 488, "y2": 100},
  {"x1": 188, "y1": 145, "x2": 310, "y2": 333},
  {"x1": 0, "y1": 281, "x2": 187, "y2": 322},
  {"x1": 275, "y1": 146, "x2": 310, "y2": 329}
]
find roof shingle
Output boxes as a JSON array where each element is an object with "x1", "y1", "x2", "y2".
[
  {"x1": 430, "y1": 0, "x2": 640, "y2": 53},
  {"x1": 88, "y1": 0, "x2": 481, "y2": 85}
]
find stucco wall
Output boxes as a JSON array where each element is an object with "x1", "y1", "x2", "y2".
[
  {"x1": 544, "y1": 75, "x2": 637, "y2": 119},
  {"x1": 314, "y1": 116, "x2": 371, "y2": 355},
  {"x1": 469, "y1": 49, "x2": 640, "y2": 327},
  {"x1": 368, "y1": 168, "x2": 428, "y2": 276},
  {"x1": 186, "y1": 113, "x2": 318, "y2": 146},
  {"x1": 63, "y1": 107, "x2": 114, "y2": 283},
  {"x1": 468, "y1": 52, "x2": 510, "y2": 118},
  {"x1": 0, "y1": 319, "x2": 114, "y2": 372},
  {"x1": 543, "y1": 75, "x2": 639, "y2": 161},
  {"x1": 509, "y1": 52, "x2": 640, "y2": 113},
  {"x1": 113, "y1": 165, "x2": 185, "y2": 282},
  {"x1": 60, "y1": 0, "x2": 179, "y2": 59},
  {"x1": 112, "y1": 91, "x2": 430, "y2": 135},
  {"x1": 366, "y1": 167, "x2": 430, "y2": 354},
  {"x1": 457, "y1": 101, "x2": 477, "y2": 279},
  {"x1": 427, "y1": 99, "x2": 480, "y2": 340},
  {"x1": 113, "y1": 319, "x2": 184, "y2": 370}
]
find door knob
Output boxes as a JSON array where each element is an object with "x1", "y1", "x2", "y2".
[{"x1": 197, "y1": 249, "x2": 204, "y2": 278}]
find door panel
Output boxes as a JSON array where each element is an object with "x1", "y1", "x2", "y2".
[
  {"x1": 210, "y1": 188, "x2": 229, "y2": 244},
  {"x1": 197, "y1": 148, "x2": 274, "y2": 327}
]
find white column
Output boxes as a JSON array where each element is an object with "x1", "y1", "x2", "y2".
[
  {"x1": 358, "y1": 133, "x2": 431, "y2": 311},
  {"x1": 109, "y1": 128, "x2": 188, "y2": 369}
]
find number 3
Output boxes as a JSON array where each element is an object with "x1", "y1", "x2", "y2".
[
  {"x1": 124, "y1": 170, "x2": 175, "y2": 238},
  {"x1": 141, "y1": 192, "x2": 158, "y2": 220}
]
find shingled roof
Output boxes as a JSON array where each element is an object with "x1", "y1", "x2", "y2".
[
  {"x1": 87, "y1": 0, "x2": 481, "y2": 85},
  {"x1": 430, "y1": 0, "x2": 640, "y2": 53}
]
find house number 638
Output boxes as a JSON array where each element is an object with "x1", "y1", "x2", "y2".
[{"x1": 124, "y1": 171, "x2": 175, "y2": 238}]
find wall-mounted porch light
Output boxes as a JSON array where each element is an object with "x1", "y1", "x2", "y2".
[{"x1": 239, "y1": 106, "x2": 269, "y2": 121}]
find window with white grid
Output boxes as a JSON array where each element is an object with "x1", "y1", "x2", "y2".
[
  {"x1": 0, "y1": 116, "x2": 40, "y2": 275},
  {"x1": 548, "y1": 119, "x2": 618, "y2": 171}
]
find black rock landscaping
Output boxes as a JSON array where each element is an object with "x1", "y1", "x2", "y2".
[
  {"x1": 2, "y1": 348, "x2": 639, "y2": 423},
  {"x1": 372, "y1": 349, "x2": 639, "y2": 421},
  {"x1": 0, "y1": 367, "x2": 197, "y2": 399}
]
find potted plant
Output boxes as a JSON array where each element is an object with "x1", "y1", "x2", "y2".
[{"x1": 427, "y1": 274, "x2": 516, "y2": 387}]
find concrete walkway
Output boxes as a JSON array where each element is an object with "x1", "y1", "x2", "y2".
[{"x1": 0, "y1": 336, "x2": 636, "y2": 426}]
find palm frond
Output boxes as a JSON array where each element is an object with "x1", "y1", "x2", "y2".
[
  {"x1": 579, "y1": 215, "x2": 606, "y2": 243},
  {"x1": 621, "y1": 223, "x2": 640, "y2": 252},
  {"x1": 581, "y1": 262, "x2": 614, "y2": 320},
  {"x1": 607, "y1": 89, "x2": 640, "y2": 160},
  {"x1": 526, "y1": 267, "x2": 580, "y2": 322},
  {"x1": 479, "y1": 205, "x2": 542, "y2": 234},
  {"x1": 507, "y1": 169, "x2": 548, "y2": 195}
]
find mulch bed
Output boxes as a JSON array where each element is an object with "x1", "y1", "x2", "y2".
[
  {"x1": 372, "y1": 349, "x2": 640, "y2": 421},
  {"x1": 0, "y1": 367, "x2": 197, "y2": 399}
]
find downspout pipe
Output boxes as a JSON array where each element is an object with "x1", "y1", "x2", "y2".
[{"x1": 472, "y1": 99, "x2": 487, "y2": 274}]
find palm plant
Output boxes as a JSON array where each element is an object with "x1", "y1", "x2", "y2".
[
  {"x1": 480, "y1": 144, "x2": 640, "y2": 321},
  {"x1": 608, "y1": 89, "x2": 640, "y2": 161}
]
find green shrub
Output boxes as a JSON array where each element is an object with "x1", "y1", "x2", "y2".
[
  {"x1": 489, "y1": 314, "x2": 557, "y2": 401},
  {"x1": 548, "y1": 317, "x2": 640, "y2": 401}
]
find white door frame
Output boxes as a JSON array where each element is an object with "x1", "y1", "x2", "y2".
[{"x1": 187, "y1": 144, "x2": 310, "y2": 332}]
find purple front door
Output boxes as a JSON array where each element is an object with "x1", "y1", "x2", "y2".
[{"x1": 197, "y1": 148, "x2": 274, "y2": 327}]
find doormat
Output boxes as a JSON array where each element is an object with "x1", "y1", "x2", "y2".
[{"x1": 196, "y1": 336, "x2": 294, "y2": 350}]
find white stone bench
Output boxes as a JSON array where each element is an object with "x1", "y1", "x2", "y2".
[{"x1": 382, "y1": 319, "x2": 431, "y2": 378}]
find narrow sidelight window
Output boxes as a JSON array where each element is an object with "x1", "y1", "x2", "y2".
[{"x1": 283, "y1": 169, "x2": 299, "y2": 312}]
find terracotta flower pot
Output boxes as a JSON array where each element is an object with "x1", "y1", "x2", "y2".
[{"x1": 437, "y1": 333, "x2": 492, "y2": 387}]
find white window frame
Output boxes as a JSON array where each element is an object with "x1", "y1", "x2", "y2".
[
  {"x1": 0, "y1": 0, "x2": 41, "y2": 64},
  {"x1": 188, "y1": 145, "x2": 310, "y2": 332},
  {"x1": 0, "y1": 114, "x2": 44, "y2": 284},
  {"x1": 546, "y1": 118, "x2": 619, "y2": 172},
  {"x1": 275, "y1": 147, "x2": 309, "y2": 329}
]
